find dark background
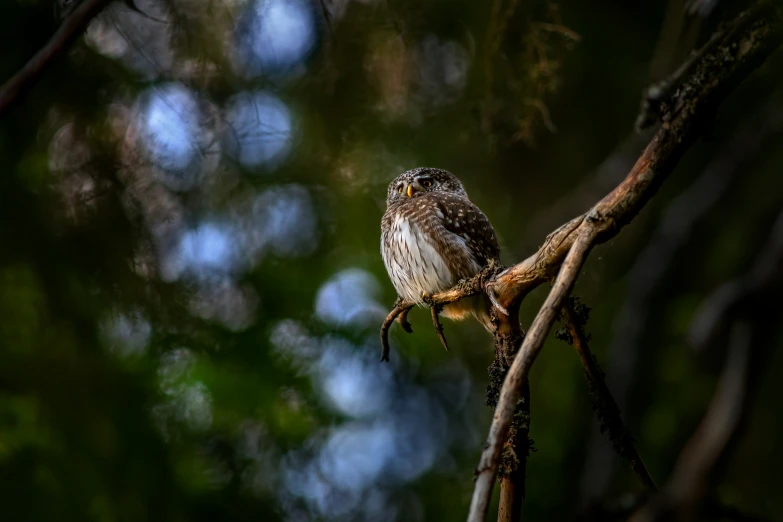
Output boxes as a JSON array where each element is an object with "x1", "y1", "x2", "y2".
[{"x1": 0, "y1": 0, "x2": 781, "y2": 521}]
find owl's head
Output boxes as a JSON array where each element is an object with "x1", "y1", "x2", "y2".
[{"x1": 386, "y1": 168, "x2": 468, "y2": 205}]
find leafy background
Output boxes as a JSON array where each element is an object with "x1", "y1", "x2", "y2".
[{"x1": 1, "y1": 1, "x2": 782, "y2": 521}]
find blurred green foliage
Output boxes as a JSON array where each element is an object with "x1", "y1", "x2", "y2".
[{"x1": 1, "y1": 0, "x2": 782, "y2": 521}]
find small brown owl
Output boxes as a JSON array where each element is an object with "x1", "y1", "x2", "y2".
[{"x1": 381, "y1": 168, "x2": 500, "y2": 331}]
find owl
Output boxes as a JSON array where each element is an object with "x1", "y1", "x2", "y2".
[{"x1": 381, "y1": 168, "x2": 500, "y2": 331}]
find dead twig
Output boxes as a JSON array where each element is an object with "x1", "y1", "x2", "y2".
[
  {"x1": 561, "y1": 298, "x2": 657, "y2": 493},
  {"x1": 0, "y1": 0, "x2": 114, "y2": 118}
]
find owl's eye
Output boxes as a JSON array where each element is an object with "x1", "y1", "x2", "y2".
[
  {"x1": 397, "y1": 185, "x2": 403, "y2": 194},
  {"x1": 420, "y1": 179, "x2": 433, "y2": 188}
]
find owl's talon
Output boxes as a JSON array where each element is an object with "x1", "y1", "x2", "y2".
[
  {"x1": 487, "y1": 285, "x2": 509, "y2": 316},
  {"x1": 430, "y1": 306, "x2": 450, "y2": 352},
  {"x1": 397, "y1": 308, "x2": 413, "y2": 333},
  {"x1": 381, "y1": 301, "x2": 414, "y2": 362}
]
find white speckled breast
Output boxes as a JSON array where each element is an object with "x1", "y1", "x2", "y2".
[{"x1": 381, "y1": 214, "x2": 475, "y2": 303}]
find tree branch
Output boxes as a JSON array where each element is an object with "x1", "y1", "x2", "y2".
[
  {"x1": 469, "y1": 227, "x2": 597, "y2": 522},
  {"x1": 464, "y1": 6, "x2": 782, "y2": 521},
  {"x1": 490, "y1": 305, "x2": 529, "y2": 522},
  {"x1": 497, "y1": 379, "x2": 530, "y2": 522},
  {"x1": 0, "y1": 0, "x2": 113, "y2": 118},
  {"x1": 376, "y1": 3, "x2": 782, "y2": 519},
  {"x1": 636, "y1": 1, "x2": 769, "y2": 130},
  {"x1": 581, "y1": 90, "x2": 783, "y2": 501}
]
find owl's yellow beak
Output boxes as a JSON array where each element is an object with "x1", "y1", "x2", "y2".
[{"x1": 406, "y1": 185, "x2": 414, "y2": 198}]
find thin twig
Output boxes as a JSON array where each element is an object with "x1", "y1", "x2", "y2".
[
  {"x1": 488, "y1": 2, "x2": 782, "y2": 314},
  {"x1": 0, "y1": 0, "x2": 114, "y2": 118},
  {"x1": 561, "y1": 299, "x2": 657, "y2": 492}
]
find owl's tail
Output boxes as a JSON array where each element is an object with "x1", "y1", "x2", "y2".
[{"x1": 441, "y1": 295, "x2": 501, "y2": 332}]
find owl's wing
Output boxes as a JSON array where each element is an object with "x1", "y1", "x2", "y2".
[{"x1": 432, "y1": 193, "x2": 500, "y2": 266}]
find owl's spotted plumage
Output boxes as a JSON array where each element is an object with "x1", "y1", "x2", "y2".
[{"x1": 381, "y1": 168, "x2": 500, "y2": 331}]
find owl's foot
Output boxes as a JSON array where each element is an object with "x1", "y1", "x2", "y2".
[
  {"x1": 396, "y1": 307, "x2": 413, "y2": 333},
  {"x1": 487, "y1": 284, "x2": 509, "y2": 316},
  {"x1": 381, "y1": 299, "x2": 415, "y2": 362},
  {"x1": 430, "y1": 305, "x2": 450, "y2": 353},
  {"x1": 391, "y1": 296, "x2": 413, "y2": 333},
  {"x1": 422, "y1": 292, "x2": 449, "y2": 351}
]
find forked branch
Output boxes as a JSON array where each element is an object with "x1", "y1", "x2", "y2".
[
  {"x1": 375, "y1": 3, "x2": 782, "y2": 520},
  {"x1": 469, "y1": 227, "x2": 597, "y2": 521},
  {"x1": 465, "y1": 5, "x2": 782, "y2": 520}
]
